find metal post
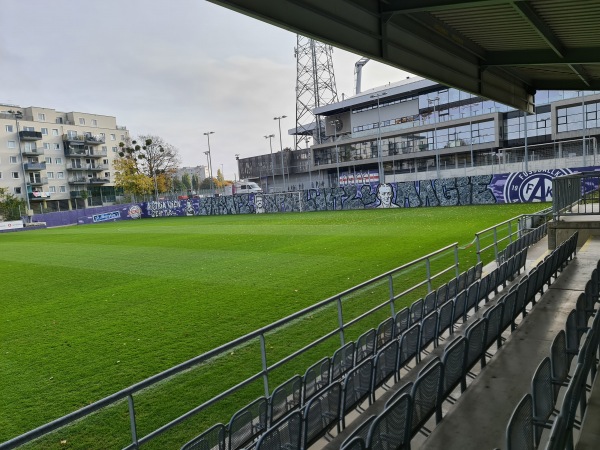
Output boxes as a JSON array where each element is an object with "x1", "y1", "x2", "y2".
[
  {"x1": 475, "y1": 234, "x2": 482, "y2": 264},
  {"x1": 330, "y1": 120, "x2": 340, "y2": 186},
  {"x1": 581, "y1": 91, "x2": 587, "y2": 167},
  {"x1": 203, "y1": 132, "x2": 215, "y2": 192},
  {"x1": 425, "y1": 258, "x2": 432, "y2": 292},
  {"x1": 428, "y1": 97, "x2": 440, "y2": 180},
  {"x1": 336, "y1": 296, "x2": 345, "y2": 346},
  {"x1": 127, "y1": 395, "x2": 139, "y2": 448},
  {"x1": 274, "y1": 116, "x2": 287, "y2": 191},
  {"x1": 493, "y1": 227, "x2": 499, "y2": 262},
  {"x1": 259, "y1": 334, "x2": 270, "y2": 398},
  {"x1": 454, "y1": 245, "x2": 460, "y2": 278},
  {"x1": 370, "y1": 92, "x2": 387, "y2": 183},
  {"x1": 388, "y1": 274, "x2": 396, "y2": 317},
  {"x1": 265, "y1": 134, "x2": 276, "y2": 190},
  {"x1": 524, "y1": 112, "x2": 528, "y2": 172}
]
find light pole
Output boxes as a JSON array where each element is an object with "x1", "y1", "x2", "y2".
[
  {"x1": 428, "y1": 97, "x2": 440, "y2": 179},
  {"x1": 203, "y1": 131, "x2": 214, "y2": 192},
  {"x1": 235, "y1": 154, "x2": 240, "y2": 182},
  {"x1": 265, "y1": 134, "x2": 275, "y2": 188},
  {"x1": 330, "y1": 119, "x2": 341, "y2": 186},
  {"x1": 274, "y1": 115, "x2": 287, "y2": 191},
  {"x1": 370, "y1": 92, "x2": 387, "y2": 183},
  {"x1": 580, "y1": 91, "x2": 587, "y2": 166}
]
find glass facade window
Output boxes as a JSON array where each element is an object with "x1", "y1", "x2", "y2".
[{"x1": 557, "y1": 101, "x2": 600, "y2": 133}]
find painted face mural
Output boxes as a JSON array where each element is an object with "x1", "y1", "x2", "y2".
[{"x1": 376, "y1": 184, "x2": 398, "y2": 208}]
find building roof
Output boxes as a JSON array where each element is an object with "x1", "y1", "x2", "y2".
[{"x1": 208, "y1": 0, "x2": 600, "y2": 113}]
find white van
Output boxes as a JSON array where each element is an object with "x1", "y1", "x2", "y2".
[{"x1": 234, "y1": 181, "x2": 263, "y2": 194}]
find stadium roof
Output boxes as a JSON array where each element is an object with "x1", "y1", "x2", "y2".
[{"x1": 207, "y1": 0, "x2": 600, "y2": 113}]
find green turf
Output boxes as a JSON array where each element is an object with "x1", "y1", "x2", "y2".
[{"x1": 0, "y1": 204, "x2": 546, "y2": 448}]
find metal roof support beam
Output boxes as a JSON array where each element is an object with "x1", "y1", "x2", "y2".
[
  {"x1": 485, "y1": 48, "x2": 600, "y2": 66},
  {"x1": 382, "y1": 0, "x2": 524, "y2": 15},
  {"x1": 511, "y1": 1, "x2": 564, "y2": 57}
]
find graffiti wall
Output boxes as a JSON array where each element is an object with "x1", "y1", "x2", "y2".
[{"x1": 29, "y1": 166, "x2": 600, "y2": 226}]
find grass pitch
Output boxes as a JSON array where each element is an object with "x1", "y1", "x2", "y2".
[{"x1": 0, "y1": 204, "x2": 546, "y2": 448}]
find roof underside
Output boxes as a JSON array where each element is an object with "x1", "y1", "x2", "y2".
[{"x1": 207, "y1": 0, "x2": 600, "y2": 112}]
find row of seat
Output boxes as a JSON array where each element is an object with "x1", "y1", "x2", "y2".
[
  {"x1": 335, "y1": 232, "x2": 578, "y2": 450},
  {"x1": 501, "y1": 223, "x2": 547, "y2": 263},
  {"x1": 179, "y1": 233, "x2": 541, "y2": 450},
  {"x1": 505, "y1": 257, "x2": 600, "y2": 450}
]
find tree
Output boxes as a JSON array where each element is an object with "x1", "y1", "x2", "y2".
[
  {"x1": 181, "y1": 173, "x2": 192, "y2": 191},
  {"x1": 0, "y1": 187, "x2": 26, "y2": 221},
  {"x1": 191, "y1": 174, "x2": 199, "y2": 191},
  {"x1": 113, "y1": 158, "x2": 154, "y2": 197},
  {"x1": 172, "y1": 177, "x2": 184, "y2": 192},
  {"x1": 116, "y1": 135, "x2": 180, "y2": 195}
]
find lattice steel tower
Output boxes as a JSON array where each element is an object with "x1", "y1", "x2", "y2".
[{"x1": 294, "y1": 36, "x2": 339, "y2": 149}]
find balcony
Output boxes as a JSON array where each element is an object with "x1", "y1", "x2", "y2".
[
  {"x1": 62, "y1": 134, "x2": 85, "y2": 144},
  {"x1": 29, "y1": 191, "x2": 51, "y2": 201},
  {"x1": 86, "y1": 164, "x2": 106, "y2": 171},
  {"x1": 24, "y1": 162, "x2": 46, "y2": 171},
  {"x1": 85, "y1": 135, "x2": 105, "y2": 145},
  {"x1": 68, "y1": 177, "x2": 88, "y2": 185},
  {"x1": 70, "y1": 190, "x2": 87, "y2": 198},
  {"x1": 64, "y1": 146, "x2": 108, "y2": 158},
  {"x1": 19, "y1": 131, "x2": 43, "y2": 141},
  {"x1": 88, "y1": 177, "x2": 110, "y2": 184},
  {"x1": 88, "y1": 148, "x2": 108, "y2": 158},
  {"x1": 21, "y1": 148, "x2": 45, "y2": 157},
  {"x1": 66, "y1": 164, "x2": 85, "y2": 171},
  {"x1": 28, "y1": 177, "x2": 48, "y2": 186}
]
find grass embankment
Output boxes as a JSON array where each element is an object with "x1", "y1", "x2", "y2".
[{"x1": 0, "y1": 204, "x2": 546, "y2": 448}]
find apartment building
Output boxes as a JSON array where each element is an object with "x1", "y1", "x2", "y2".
[{"x1": 0, "y1": 104, "x2": 129, "y2": 213}]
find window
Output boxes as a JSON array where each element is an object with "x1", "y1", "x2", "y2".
[
  {"x1": 102, "y1": 159, "x2": 109, "y2": 165},
  {"x1": 38, "y1": 113, "x2": 46, "y2": 121},
  {"x1": 45, "y1": 157, "x2": 52, "y2": 164},
  {"x1": 7, "y1": 140, "x2": 15, "y2": 148},
  {"x1": 24, "y1": 126, "x2": 34, "y2": 132},
  {"x1": 121, "y1": 134, "x2": 125, "y2": 141},
  {"x1": 55, "y1": 157, "x2": 62, "y2": 164},
  {"x1": 100, "y1": 133, "x2": 105, "y2": 139},
  {"x1": 92, "y1": 119, "x2": 98, "y2": 126},
  {"x1": 59, "y1": 185, "x2": 66, "y2": 193},
  {"x1": 79, "y1": 118, "x2": 85, "y2": 125},
  {"x1": 48, "y1": 186, "x2": 56, "y2": 193},
  {"x1": 43, "y1": 143, "x2": 50, "y2": 150},
  {"x1": 54, "y1": 143, "x2": 60, "y2": 150},
  {"x1": 57, "y1": 172, "x2": 64, "y2": 179},
  {"x1": 5, "y1": 125, "x2": 13, "y2": 132},
  {"x1": 12, "y1": 172, "x2": 19, "y2": 179},
  {"x1": 52, "y1": 129, "x2": 59, "y2": 136},
  {"x1": 14, "y1": 187, "x2": 21, "y2": 194},
  {"x1": 112, "y1": 147, "x2": 118, "y2": 153},
  {"x1": 110, "y1": 134, "x2": 116, "y2": 141},
  {"x1": 41, "y1": 127, "x2": 48, "y2": 135},
  {"x1": 47, "y1": 171, "x2": 54, "y2": 179},
  {"x1": 10, "y1": 156, "x2": 17, "y2": 164},
  {"x1": 67, "y1": 130, "x2": 77, "y2": 138},
  {"x1": 104, "y1": 172, "x2": 110, "y2": 178},
  {"x1": 0, "y1": 172, "x2": 2, "y2": 179},
  {"x1": 102, "y1": 145, "x2": 107, "y2": 152}
]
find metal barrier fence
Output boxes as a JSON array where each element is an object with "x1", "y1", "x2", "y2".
[
  {"x1": 0, "y1": 243, "x2": 460, "y2": 449},
  {"x1": 474, "y1": 207, "x2": 552, "y2": 264},
  {"x1": 552, "y1": 172, "x2": 600, "y2": 220}
]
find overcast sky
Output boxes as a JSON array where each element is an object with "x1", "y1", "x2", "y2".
[{"x1": 1, "y1": 0, "x2": 411, "y2": 180}]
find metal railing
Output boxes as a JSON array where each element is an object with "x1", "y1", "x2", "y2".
[
  {"x1": 474, "y1": 207, "x2": 552, "y2": 264},
  {"x1": 0, "y1": 243, "x2": 460, "y2": 450},
  {"x1": 552, "y1": 172, "x2": 600, "y2": 220}
]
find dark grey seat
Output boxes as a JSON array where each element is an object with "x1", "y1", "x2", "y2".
[
  {"x1": 340, "y1": 415, "x2": 375, "y2": 450},
  {"x1": 423, "y1": 291, "x2": 437, "y2": 317},
  {"x1": 394, "y1": 308, "x2": 410, "y2": 337},
  {"x1": 367, "y1": 393, "x2": 412, "y2": 450},
  {"x1": 531, "y1": 357, "x2": 555, "y2": 446},
  {"x1": 181, "y1": 423, "x2": 226, "y2": 450},
  {"x1": 303, "y1": 381, "x2": 342, "y2": 448},
  {"x1": 228, "y1": 397, "x2": 268, "y2": 450},
  {"x1": 255, "y1": 411, "x2": 302, "y2": 450},
  {"x1": 410, "y1": 358, "x2": 443, "y2": 437},
  {"x1": 341, "y1": 359, "x2": 373, "y2": 427},
  {"x1": 303, "y1": 357, "x2": 330, "y2": 404},
  {"x1": 399, "y1": 322, "x2": 420, "y2": 367},
  {"x1": 376, "y1": 318, "x2": 395, "y2": 351},
  {"x1": 410, "y1": 299, "x2": 424, "y2": 325},
  {"x1": 372, "y1": 340, "x2": 400, "y2": 401},
  {"x1": 441, "y1": 335, "x2": 467, "y2": 402},
  {"x1": 269, "y1": 375, "x2": 302, "y2": 425},
  {"x1": 437, "y1": 299, "x2": 454, "y2": 340},
  {"x1": 420, "y1": 310, "x2": 439, "y2": 352},
  {"x1": 506, "y1": 393, "x2": 534, "y2": 450},
  {"x1": 331, "y1": 342, "x2": 356, "y2": 381},
  {"x1": 355, "y1": 329, "x2": 376, "y2": 365}
]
